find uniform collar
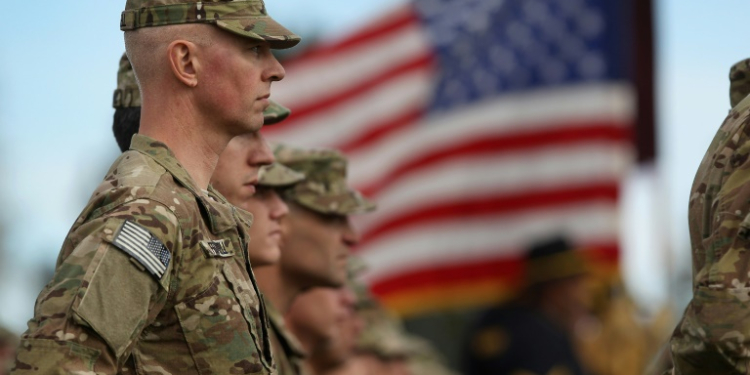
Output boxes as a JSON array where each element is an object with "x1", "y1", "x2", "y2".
[
  {"x1": 130, "y1": 134, "x2": 237, "y2": 235},
  {"x1": 265, "y1": 300, "x2": 308, "y2": 359}
]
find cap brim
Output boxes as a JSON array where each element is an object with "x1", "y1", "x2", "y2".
[
  {"x1": 295, "y1": 189, "x2": 377, "y2": 216},
  {"x1": 257, "y1": 163, "x2": 304, "y2": 187},
  {"x1": 216, "y1": 17, "x2": 300, "y2": 49},
  {"x1": 263, "y1": 100, "x2": 291, "y2": 125}
]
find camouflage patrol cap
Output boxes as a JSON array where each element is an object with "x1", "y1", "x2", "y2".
[
  {"x1": 263, "y1": 100, "x2": 291, "y2": 125},
  {"x1": 113, "y1": 52, "x2": 291, "y2": 124},
  {"x1": 121, "y1": 0, "x2": 300, "y2": 49},
  {"x1": 273, "y1": 143, "x2": 376, "y2": 215},
  {"x1": 257, "y1": 162, "x2": 304, "y2": 187},
  {"x1": 730, "y1": 58, "x2": 750, "y2": 108},
  {"x1": 113, "y1": 53, "x2": 141, "y2": 108}
]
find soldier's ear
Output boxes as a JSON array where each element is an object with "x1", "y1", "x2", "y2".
[{"x1": 166, "y1": 39, "x2": 199, "y2": 88}]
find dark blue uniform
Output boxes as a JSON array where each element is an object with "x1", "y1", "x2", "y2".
[{"x1": 463, "y1": 304, "x2": 586, "y2": 375}]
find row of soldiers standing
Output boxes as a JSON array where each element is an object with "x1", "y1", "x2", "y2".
[{"x1": 6, "y1": 1, "x2": 455, "y2": 374}]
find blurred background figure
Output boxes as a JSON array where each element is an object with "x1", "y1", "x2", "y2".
[
  {"x1": 462, "y1": 237, "x2": 590, "y2": 375},
  {"x1": 286, "y1": 286, "x2": 362, "y2": 375},
  {"x1": 575, "y1": 279, "x2": 672, "y2": 375},
  {"x1": 350, "y1": 257, "x2": 458, "y2": 375},
  {"x1": 0, "y1": 325, "x2": 16, "y2": 375}
]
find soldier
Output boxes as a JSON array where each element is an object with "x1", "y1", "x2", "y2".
[
  {"x1": 112, "y1": 52, "x2": 301, "y2": 266},
  {"x1": 254, "y1": 144, "x2": 376, "y2": 375},
  {"x1": 668, "y1": 57, "x2": 750, "y2": 373},
  {"x1": 462, "y1": 237, "x2": 590, "y2": 375},
  {"x1": 12, "y1": 1, "x2": 299, "y2": 373}
]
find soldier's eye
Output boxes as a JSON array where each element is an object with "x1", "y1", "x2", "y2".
[{"x1": 248, "y1": 45, "x2": 261, "y2": 56}]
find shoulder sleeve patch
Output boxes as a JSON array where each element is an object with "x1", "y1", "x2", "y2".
[{"x1": 112, "y1": 221, "x2": 170, "y2": 279}]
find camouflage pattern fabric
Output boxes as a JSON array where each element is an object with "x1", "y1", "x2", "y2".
[
  {"x1": 262, "y1": 101, "x2": 292, "y2": 125},
  {"x1": 12, "y1": 134, "x2": 275, "y2": 374},
  {"x1": 668, "y1": 60, "x2": 750, "y2": 373},
  {"x1": 273, "y1": 144, "x2": 376, "y2": 215},
  {"x1": 257, "y1": 163, "x2": 304, "y2": 187},
  {"x1": 113, "y1": 53, "x2": 141, "y2": 108},
  {"x1": 265, "y1": 299, "x2": 309, "y2": 375},
  {"x1": 121, "y1": 0, "x2": 300, "y2": 49},
  {"x1": 113, "y1": 52, "x2": 291, "y2": 125},
  {"x1": 730, "y1": 58, "x2": 750, "y2": 108}
]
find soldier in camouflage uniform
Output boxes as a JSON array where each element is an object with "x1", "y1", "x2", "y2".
[
  {"x1": 668, "y1": 57, "x2": 750, "y2": 374},
  {"x1": 112, "y1": 52, "x2": 302, "y2": 267},
  {"x1": 254, "y1": 144, "x2": 376, "y2": 375},
  {"x1": 12, "y1": 1, "x2": 299, "y2": 373}
]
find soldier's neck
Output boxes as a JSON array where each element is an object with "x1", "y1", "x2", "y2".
[{"x1": 139, "y1": 103, "x2": 230, "y2": 191}]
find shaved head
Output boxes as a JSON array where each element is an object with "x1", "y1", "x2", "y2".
[{"x1": 124, "y1": 24, "x2": 214, "y2": 91}]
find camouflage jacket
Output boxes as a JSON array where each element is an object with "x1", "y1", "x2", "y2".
[
  {"x1": 670, "y1": 59, "x2": 750, "y2": 373},
  {"x1": 13, "y1": 134, "x2": 275, "y2": 374},
  {"x1": 266, "y1": 300, "x2": 308, "y2": 375}
]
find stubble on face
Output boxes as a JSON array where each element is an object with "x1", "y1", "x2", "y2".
[{"x1": 282, "y1": 206, "x2": 351, "y2": 288}]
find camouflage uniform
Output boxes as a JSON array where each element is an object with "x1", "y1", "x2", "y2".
[
  {"x1": 265, "y1": 302, "x2": 309, "y2": 375},
  {"x1": 669, "y1": 58, "x2": 750, "y2": 373},
  {"x1": 12, "y1": 1, "x2": 299, "y2": 373},
  {"x1": 14, "y1": 135, "x2": 276, "y2": 373}
]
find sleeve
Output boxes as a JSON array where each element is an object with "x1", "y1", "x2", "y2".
[
  {"x1": 12, "y1": 200, "x2": 179, "y2": 374},
  {"x1": 671, "y1": 157, "x2": 750, "y2": 374}
]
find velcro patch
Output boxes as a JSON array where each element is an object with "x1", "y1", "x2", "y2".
[
  {"x1": 112, "y1": 221, "x2": 170, "y2": 279},
  {"x1": 200, "y1": 240, "x2": 233, "y2": 258}
]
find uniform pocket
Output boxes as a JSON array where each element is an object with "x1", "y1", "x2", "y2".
[
  {"x1": 175, "y1": 259, "x2": 266, "y2": 375},
  {"x1": 222, "y1": 260, "x2": 274, "y2": 371}
]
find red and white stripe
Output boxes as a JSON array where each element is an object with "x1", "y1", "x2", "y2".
[{"x1": 265, "y1": 4, "x2": 636, "y2": 313}]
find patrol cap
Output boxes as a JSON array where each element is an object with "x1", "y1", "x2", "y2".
[
  {"x1": 273, "y1": 143, "x2": 376, "y2": 215},
  {"x1": 730, "y1": 58, "x2": 750, "y2": 108},
  {"x1": 113, "y1": 52, "x2": 291, "y2": 124},
  {"x1": 257, "y1": 162, "x2": 304, "y2": 187},
  {"x1": 121, "y1": 0, "x2": 300, "y2": 49},
  {"x1": 525, "y1": 237, "x2": 588, "y2": 286},
  {"x1": 113, "y1": 53, "x2": 141, "y2": 108},
  {"x1": 263, "y1": 100, "x2": 291, "y2": 125}
]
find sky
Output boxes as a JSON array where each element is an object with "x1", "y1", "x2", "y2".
[{"x1": 0, "y1": 0, "x2": 747, "y2": 332}]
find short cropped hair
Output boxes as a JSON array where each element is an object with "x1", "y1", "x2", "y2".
[{"x1": 113, "y1": 107, "x2": 142, "y2": 153}]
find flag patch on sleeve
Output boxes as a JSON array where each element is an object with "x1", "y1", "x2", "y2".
[{"x1": 113, "y1": 221, "x2": 170, "y2": 279}]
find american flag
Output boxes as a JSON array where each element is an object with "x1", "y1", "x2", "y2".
[{"x1": 266, "y1": 0, "x2": 641, "y2": 317}]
